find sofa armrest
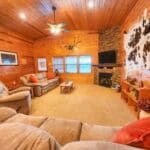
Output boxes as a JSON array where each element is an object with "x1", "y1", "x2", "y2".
[
  {"x1": 80, "y1": 123, "x2": 121, "y2": 142},
  {"x1": 9, "y1": 87, "x2": 31, "y2": 95},
  {"x1": 0, "y1": 91, "x2": 30, "y2": 103}
]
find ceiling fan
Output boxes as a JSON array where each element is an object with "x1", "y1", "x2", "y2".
[{"x1": 47, "y1": 6, "x2": 68, "y2": 35}]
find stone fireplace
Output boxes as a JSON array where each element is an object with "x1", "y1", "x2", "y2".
[
  {"x1": 94, "y1": 26, "x2": 122, "y2": 87},
  {"x1": 94, "y1": 66, "x2": 121, "y2": 87}
]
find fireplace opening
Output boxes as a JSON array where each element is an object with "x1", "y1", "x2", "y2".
[{"x1": 99, "y1": 73, "x2": 112, "y2": 88}]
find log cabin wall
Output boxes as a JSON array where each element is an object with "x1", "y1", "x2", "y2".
[
  {"x1": 0, "y1": 26, "x2": 35, "y2": 89},
  {"x1": 33, "y1": 31, "x2": 99, "y2": 83},
  {"x1": 121, "y1": 0, "x2": 150, "y2": 80}
]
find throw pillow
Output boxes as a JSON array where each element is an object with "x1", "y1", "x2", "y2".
[
  {"x1": 29, "y1": 75, "x2": 39, "y2": 83},
  {"x1": 112, "y1": 117, "x2": 150, "y2": 149},
  {"x1": 47, "y1": 72, "x2": 55, "y2": 80}
]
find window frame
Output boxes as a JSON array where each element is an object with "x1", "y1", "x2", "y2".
[
  {"x1": 79, "y1": 55, "x2": 92, "y2": 74},
  {"x1": 65, "y1": 56, "x2": 78, "y2": 74},
  {"x1": 52, "y1": 56, "x2": 64, "y2": 73},
  {"x1": 52, "y1": 55, "x2": 92, "y2": 74}
]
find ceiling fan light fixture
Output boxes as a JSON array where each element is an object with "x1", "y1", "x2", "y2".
[
  {"x1": 50, "y1": 25, "x2": 61, "y2": 35},
  {"x1": 47, "y1": 6, "x2": 67, "y2": 35},
  {"x1": 19, "y1": 12, "x2": 26, "y2": 20},
  {"x1": 87, "y1": 1, "x2": 94, "y2": 9}
]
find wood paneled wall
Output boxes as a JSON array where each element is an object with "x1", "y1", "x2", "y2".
[
  {"x1": 121, "y1": 0, "x2": 150, "y2": 80},
  {"x1": 0, "y1": 26, "x2": 35, "y2": 89},
  {"x1": 33, "y1": 31, "x2": 99, "y2": 83}
]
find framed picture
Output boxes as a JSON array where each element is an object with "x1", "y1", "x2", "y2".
[
  {"x1": 38, "y1": 58, "x2": 47, "y2": 71},
  {"x1": 0, "y1": 51, "x2": 18, "y2": 66}
]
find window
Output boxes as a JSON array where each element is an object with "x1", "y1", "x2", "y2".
[
  {"x1": 52, "y1": 57, "x2": 64, "y2": 73},
  {"x1": 65, "y1": 56, "x2": 77, "y2": 73},
  {"x1": 52, "y1": 55, "x2": 92, "y2": 74},
  {"x1": 79, "y1": 56, "x2": 92, "y2": 73}
]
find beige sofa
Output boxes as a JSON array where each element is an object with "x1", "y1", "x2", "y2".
[
  {"x1": 0, "y1": 81, "x2": 31, "y2": 114},
  {"x1": 0, "y1": 107, "x2": 142, "y2": 150},
  {"x1": 20, "y1": 72, "x2": 60, "y2": 97}
]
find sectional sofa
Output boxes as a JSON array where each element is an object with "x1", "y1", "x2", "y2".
[
  {"x1": 0, "y1": 107, "x2": 142, "y2": 150},
  {"x1": 20, "y1": 72, "x2": 59, "y2": 96}
]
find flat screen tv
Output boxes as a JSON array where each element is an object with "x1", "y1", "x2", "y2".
[{"x1": 98, "y1": 50, "x2": 116, "y2": 64}]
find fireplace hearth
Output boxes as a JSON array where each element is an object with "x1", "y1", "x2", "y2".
[{"x1": 99, "y1": 73, "x2": 112, "y2": 87}]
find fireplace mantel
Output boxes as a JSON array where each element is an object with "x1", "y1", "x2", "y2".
[{"x1": 93, "y1": 64, "x2": 122, "y2": 68}]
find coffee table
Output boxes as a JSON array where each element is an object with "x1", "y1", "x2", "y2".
[{"x1": 60, "y1": 81, "x2": 74, "y2": 93}]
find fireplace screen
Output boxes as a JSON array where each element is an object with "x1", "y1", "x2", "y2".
[{"x1": 99, "y1": 73, "x2": 112, "y2": 87}]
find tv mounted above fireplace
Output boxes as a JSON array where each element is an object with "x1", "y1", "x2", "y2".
[{"x1": 98, "y1": 50, "x2": 117, "y2": 64}]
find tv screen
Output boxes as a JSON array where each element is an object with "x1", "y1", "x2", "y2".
[{"x1": 98, "y1": 50, "x2": 116, "y2": 64}]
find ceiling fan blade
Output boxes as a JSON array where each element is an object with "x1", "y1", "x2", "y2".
[
  {"x1": 63, "y1": 29, "x2": 69, "y2": 32},
  {"x1": 57, "y1": 23, "x2": 66, "y2": 28}
]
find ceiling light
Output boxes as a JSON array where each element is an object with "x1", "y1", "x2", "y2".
[
  {"x1": 50, "y1": 25, "x2": 61, "y2": 35},
  {"x1": 19, "y1": 12, "x2": 26, "y2": 20},
  {"x1": 88, "y1": 1, "x2": 94, "y2": 9}
]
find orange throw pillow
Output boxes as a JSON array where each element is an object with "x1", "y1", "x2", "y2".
[
  {"x1": 29, "y1": 75, "x2": 39, "y2": 83},
  {"x1": 47, "y1": 72, "x2": 55, "y2": 80},
  {"x1": 112, "y1": 117, "x2": 150, "y2": 149}
]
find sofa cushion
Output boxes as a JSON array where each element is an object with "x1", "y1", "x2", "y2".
[
  {"x1": 80, "y1": 123, "x2": 121, "y2": 142},
  {"x1": 29, "y1": 75, "x2": 39, "y2": 83},
  {"x1": 42, "y1": 72, "x2": 47, "y2": 78},
  {"x1": 112, "y1": 117, "x2": 150, "y2": 149},
  {"x1": 61, "y1": 141, "x2": 142, "y2": 150},
  {"x1": 0, "y1": 107, "x2": 16, "y2": 123},
  {"x1": 40, "y1": 118, "x2": 82, "y2": 145},
  {"x1": 0, "y1": 81, "x2": 8, "y2": 97},
  {"x1": 5, "y1": 114, "x2": 47, "y2": 127},
  {"x1": 0, "y1": 123, "x2": 60, "y2": 150},
  {"x1": 37, "y1": 73, "x2": 44, "y2": 80},
  {"x1": 0, "y1": 85, "x2": 3, "y2": 94}
]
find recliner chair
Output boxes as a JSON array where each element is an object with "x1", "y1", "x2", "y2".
[{"x1": 0, "y1": 81, "x2": 31, "y2": 114}]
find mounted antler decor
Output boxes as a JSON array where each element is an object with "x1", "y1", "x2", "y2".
[{"x1": 62, "y1": 36, "x2": 81, "y2": 51}]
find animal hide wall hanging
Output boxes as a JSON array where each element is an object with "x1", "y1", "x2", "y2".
[{"x1": 124, "y1": 9, "x2": 150, "y2": 76}]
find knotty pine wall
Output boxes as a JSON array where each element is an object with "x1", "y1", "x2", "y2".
[
  {"x1": 121, "y1": 0, "x2": 150, "y2": 80},
  {"x1": 0, "y1": 26, "x2": 35, "y2": 89},
  {"x1": 33, "y1": 31, "x2": 99, "y2": 83}
]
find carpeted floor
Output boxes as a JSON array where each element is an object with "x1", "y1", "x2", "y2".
[{"x1": 31, "y1": 84, "x2": 137, "y2": 126}]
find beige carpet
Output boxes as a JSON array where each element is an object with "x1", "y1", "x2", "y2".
[{"x1": 31, "y1": 84, "x2": 137, "y2": 126}]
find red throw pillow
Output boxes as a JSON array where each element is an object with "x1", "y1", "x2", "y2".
[
  {"x1": 29, "y1": 75, "x2": 39, "y2": 83},
  {"x1": 47, "y1": 72, "x2": 55, "y2": 79},
  {"x1": 112, "y1": 117, "x2": 150, "y2": 149}
]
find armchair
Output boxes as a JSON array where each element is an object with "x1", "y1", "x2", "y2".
[{"x1": 0, "y1": 81, "x2": 31, "y2": 114}]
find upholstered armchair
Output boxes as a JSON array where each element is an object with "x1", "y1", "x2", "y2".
[{"x1": 0, "y1": 81, "x2": 31, "y2": 114}]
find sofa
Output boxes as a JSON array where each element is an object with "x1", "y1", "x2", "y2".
[
  {"x1": 0, "y1": 81, "x2": 31, "y2": 114},
  {"x1": 20, "y1": 72, "x2": 60, "y2": 97},
  {"x1": 0, "y1": 107, "x2": 143, "y2": 150}
]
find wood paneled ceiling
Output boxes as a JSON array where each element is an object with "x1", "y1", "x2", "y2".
[{"x1": 0, "y1": 0, "x2": 138, "y2": 40}]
